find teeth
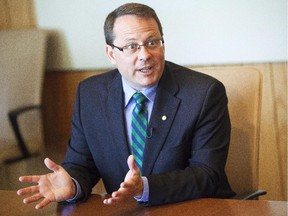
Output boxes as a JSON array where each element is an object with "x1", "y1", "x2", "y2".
[{"x1": 140, "y1": 67, "x2": 151, "y2": 72}]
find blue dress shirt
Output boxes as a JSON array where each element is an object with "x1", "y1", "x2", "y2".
[{"x1": 122, "y1": 77, "x2": 157, "y2": 203}]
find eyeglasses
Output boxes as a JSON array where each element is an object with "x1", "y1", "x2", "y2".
[{"x1": 109, "y1": 39, "x2": 164, "y2": 55}]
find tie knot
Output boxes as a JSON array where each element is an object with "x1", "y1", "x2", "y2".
[{"x1": 132, "y1": 92, "x2": 147, "y2": 105}]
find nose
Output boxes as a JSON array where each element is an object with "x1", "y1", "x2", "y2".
[{"x1": 137, "y1": 45, "x2": 151, "y2": 61}]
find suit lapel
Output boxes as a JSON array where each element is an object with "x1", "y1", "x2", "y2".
[
  {"x1": 142, "y1": 68, "x2": 180, "y2": 175},
  {"x1": 103, "y1": 64, "x2": 181, "y2": 175},
  {"x1": 105, "y1": 73, "x2": 131, "y2": 170}
]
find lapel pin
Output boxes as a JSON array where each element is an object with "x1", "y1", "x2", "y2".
[{"x1": 162, "y1": 115, "x2": 167, "y2": 121}]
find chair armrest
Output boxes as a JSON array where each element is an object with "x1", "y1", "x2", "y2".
[
  {"x1": 9, "y1": 105, "x2": 41, "y2": 117},
  {"x1": 233, "y1": 190, "x2": 267, "y2": 200},
  {"x1": 4, "y1": 105, "x2": 41, "y2": 163}
]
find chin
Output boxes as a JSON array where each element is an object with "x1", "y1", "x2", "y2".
[{"x1": 141, "y1": 81, "x2": 157, "y2": 88}]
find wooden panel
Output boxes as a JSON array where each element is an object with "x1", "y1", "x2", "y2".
[
  {"x1": 42, "y1": 63, "x2": 286, "y2": 201},
  {"x1": 42, "y1": 70, "x2": 106, "y2": 154},
  {"x1": 8, "y1": 0, "x2": 35, "y2": 28},
  {"x1": 252, "y1": 63, "x2": 287, "y2": 201},
  {"x1": 194, "y1": 63, "x2": 287, "y2": 201},
  {"x1": 0, "y1": 0, "x2": 10, "y2": 29},
  {"x1": 0, "y1": 0, "x2": 35, "y2": 29}
]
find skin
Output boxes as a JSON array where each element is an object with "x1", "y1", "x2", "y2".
[
  {"x1": 106, "y1": 15, "x2": 165, "y2": 91},
  {"x1": 103, "y1": 155, "x2": 143, "y2": 205},
  {"x1": 17, "y1": 156, "x2": 142, "y2": 208},
  {"x1": 17, "y1": 15, "x2": 165, "y2": 209},
  {"x1": 17, "y1": 158, "x2": 75, "y2": 209}
]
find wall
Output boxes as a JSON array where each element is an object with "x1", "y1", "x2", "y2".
[{"x1": 34, "y1": 0, "x2": 287, "y2": 69}]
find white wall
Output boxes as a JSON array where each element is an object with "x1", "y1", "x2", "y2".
[{"x1": 35, "y1": 0, "x2": 287, "y2": 70}]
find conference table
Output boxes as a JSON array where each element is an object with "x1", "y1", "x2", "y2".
[{"x1": 0, "y1": 190, "x2": 286, "y2": 216}]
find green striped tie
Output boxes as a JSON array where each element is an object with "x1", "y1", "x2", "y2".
[{"x1": 131, "y1": 92, "x2": 148, "y2": 174}]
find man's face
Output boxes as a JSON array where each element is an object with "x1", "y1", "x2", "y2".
[{"x1": 106, "y1": 15, "x2": 165, "y2": 90}]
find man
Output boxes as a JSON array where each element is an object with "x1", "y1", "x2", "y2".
[{"x1": 17, "y1": 3, "x2": 235, "y2": 209}]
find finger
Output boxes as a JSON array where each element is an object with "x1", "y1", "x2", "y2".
[
  {"x1": 103, "y1": 198, "x2": 112, "y2": 205},
  {"x1": 23, "y1": 193, "x2": 43, "y2": 204},
  {"x1": 112, "y1": 191, "x2": 119, "y2": 198},
  {"x1": 111, "y1": 187, "x2": 131, "y2": 200},
  {"x1": 19, "y1": 175, "x2": 40, "y2": 183},
  {"x1": 17, "y1": 185, "x2": 39, "y2": 195},
  {"x1": 120, "y1": 181, "x2": 133, "y2": 189},
  {"x1": 127, "y1": 155, "x2": 140, "y2": 175},
  {"x1": 35, "y1": 198, "x2": 51, "y2": 209},
  {"x1": 44, "y1": 158, "x2": 60, "y2": 172},
  {"x1": 103, "y1": 197, "x2": 121, "y2": 205}
]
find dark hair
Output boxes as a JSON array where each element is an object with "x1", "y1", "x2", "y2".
[{"x1": 104, "y1": 3, "x2": 163, "y2": 45}]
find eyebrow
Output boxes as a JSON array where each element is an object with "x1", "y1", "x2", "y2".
[{"x1": 123, "y1": 35, "x2": 161, "y2": 44}]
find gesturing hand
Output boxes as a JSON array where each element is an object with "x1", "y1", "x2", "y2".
[
  {"x1": 17, "y1": 158, "x2": 76, "y2": 209},
  {"x1": 103, "y1": 155, "x2": 144, "y2": 205}
]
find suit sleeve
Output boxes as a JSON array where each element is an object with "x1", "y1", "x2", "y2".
[
  {"x1": 61, "y1": 82, "x2": 101, "y2": 201},
  {"x1": 147, "y1": 80, "x2": 233, "y2": 206}
]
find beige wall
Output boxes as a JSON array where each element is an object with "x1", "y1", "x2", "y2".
[{"x1": 0, "y1": 0, "x2": 286, "y2": 201}]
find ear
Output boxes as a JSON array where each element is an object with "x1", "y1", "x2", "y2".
[{"x1": 106, "y1": 45, "x2": 116, "y2": 65}]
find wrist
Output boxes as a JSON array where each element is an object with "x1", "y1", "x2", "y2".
[
  {"x1": 71, "y1": 178, "x2": 77, "y2": 198},
  {"x1": 134, "y1": 176, "x2": 149, "y2": 202},
  {"x1": 136, "y1": 177, "x2": 144, "y2": 197}
]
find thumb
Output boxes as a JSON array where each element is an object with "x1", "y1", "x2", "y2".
[
  {"x1": 127, "y1": 155, "x2": 140, "y2": 174},
  {"x1": 44, "y1": 157, "x2": 60, "y2": 172}
]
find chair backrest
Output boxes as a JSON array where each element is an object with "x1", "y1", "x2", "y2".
[
  {"x1": 0, "y1": 29, "x2": 47, "y2": 158},
  {"x1": 194, "y1": 67, "x2": 262, "y2": 196}
]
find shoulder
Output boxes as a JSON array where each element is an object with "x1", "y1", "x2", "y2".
[
  {"x1": 73, "y1": 68, "x2": 122, "y2": 101},
  {"x1": 76, "y1": 68, "x2": 122, "y2": 95},
  {"x1": 80, "y1": 68, "x2": 119, "y2": 87},
  {"x1": 162, "y1": 61, "x2": 228, "y2": 108},
  {"x1": 165, "y1": 61, "x2": 217, "y2": 82},
  {"x1": 164, "y1": 61, "x2": 224, "y2": 91}
]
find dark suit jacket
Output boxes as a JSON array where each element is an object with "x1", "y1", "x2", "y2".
[{"x1": 62, "y1": 61, "x2": 235, "y2": 206}]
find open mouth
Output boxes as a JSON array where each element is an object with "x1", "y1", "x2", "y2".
[{"x1": 138, "y1": 66, "x2": 153, "y2": 73}]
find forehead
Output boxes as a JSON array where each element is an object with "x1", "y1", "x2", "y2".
[{"x1": 113, "y1": 15, "x2": 160, "y2": 42}]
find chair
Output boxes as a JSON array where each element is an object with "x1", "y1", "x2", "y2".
[
  {"x1": 195, "y1": 67, "x2": 267, "y2": 199},
  {"x1": 0, "y1": 29, "x2": 47, "y2": 163}
]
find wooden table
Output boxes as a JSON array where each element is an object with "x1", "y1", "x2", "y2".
[{"x1": 0, "y1": 190, "x2": 286, "y2": 216}]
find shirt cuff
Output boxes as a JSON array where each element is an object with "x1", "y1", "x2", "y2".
[
  {"x1": 134, "y1": 176, "x2": 149, "y2": 203},
  {"x1": 66, "y1": 178, "x2": 82, "y2": 202}
]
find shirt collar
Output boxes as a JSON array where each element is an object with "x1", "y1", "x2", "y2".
[{"x1": 122, "y1": 77, "x2": 158, "y2": 108}]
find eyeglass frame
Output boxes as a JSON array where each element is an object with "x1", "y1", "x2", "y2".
[{"x1": 108, "y1": 38, "x2": 164, "y2": 55}]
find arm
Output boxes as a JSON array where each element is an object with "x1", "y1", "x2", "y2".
[
  {"x1": 147, "y1": 80, "x2": 233, "y2": 205},
  {"x1": 61, "y1": 83, "x2": 101, "y2": 201}
]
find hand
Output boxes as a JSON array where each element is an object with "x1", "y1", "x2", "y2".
[
  {"x1": 17, "y1": 158, "x2": 76, "y2": 209},
  {"x1": 103, "y1": 155, "x2": 143, "y2": 205}
]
